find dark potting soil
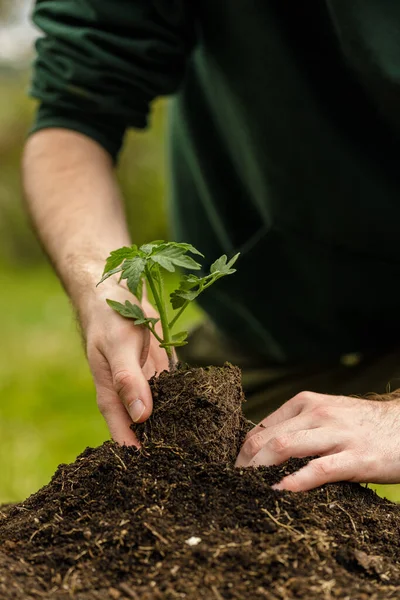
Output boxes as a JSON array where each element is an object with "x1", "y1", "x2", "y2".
[{"x1": 1, "y1": 364, "x2": 400, "y2": 600}]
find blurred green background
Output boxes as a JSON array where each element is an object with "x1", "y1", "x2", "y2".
[
  {"x1": 0, "y1": 64, "x2": 203, "y2": 502},
  {"x1": 0, "y1": 5, "x2": 399, "y2": 504}
]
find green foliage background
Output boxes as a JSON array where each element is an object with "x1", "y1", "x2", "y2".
[{"x1": 0, "y1": 70, "x2": 399, "y2": 504}]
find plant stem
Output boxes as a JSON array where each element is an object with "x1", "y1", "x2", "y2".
[
  {"x1": 168, "y1": 300, "x2": 189, "y2": 329},
  {"x1": 145, "y1": 265, "x2": 177, "y2": 370},
  {"x1": 148, "y1": 325, "x2": 164, "y2": 345}
]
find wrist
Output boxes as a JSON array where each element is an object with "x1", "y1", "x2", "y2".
[{"x1": 63, "y1": 256, "x2": 115, "y2": 325}]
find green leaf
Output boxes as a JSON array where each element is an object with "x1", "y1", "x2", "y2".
[
  {"x1": 171, "y1": 255, "x2": 203, "y2": 270},
  {"x1": 169, "y1": 273, "x2": 205, "y2": 309},
  {"x1": 120, "y1": 257, "x2": 146, "y2": 296},
  {"x1": 106, "y1": 299, "x2": 145, "y2": 319},
  {"x1": 103, "y1": 246, "x2": 137, "y2": 274},
  {"x1": 152, "y1": 253, "x2": 202, "y2": 272},
  {"x1": 170, "y1": 293, "x2": 185, "y2": 310},
  {"x1": 134, "y1": 315, "x2": 160, "y2": 327},
  {"x1": 210, "y1": 252, "x2": 240, "y2": 276},
  {"x1": 179, "y1": 274, "x2": 201, "y2": 289},
  {"x1": 170, "y1": 288, "x2": 201, "y2": 310},
  {"x1": 106, "y1": 300, "x2": 159, "y2": 328},
  {"x1": 210, "y1": 255, "x2": 227, "y2": 274},
  {"x1": 140, "y1": 240, "x2": 164, "y2": 255},
  {"x1": 151, "y1": 245, "x2": 202, "y2": 272},
  {"x1": 227, "y1": 252, "x2": 240, "y2": 269},
  {"x1": 170, "y1": 242, "x2": 204, "y2": 257},
  {"x1": 135, "y1": 278, "x2": 144, "y2": 303},
  {"x1": 151, "y1": 254, "x2": 177, "y2": 272},
  {"x1": 172, "y1": 331, "x2": 188, "y2": 343},
  {"x1": 152, "y1": 241, "x2": 203, "y2": 256}
]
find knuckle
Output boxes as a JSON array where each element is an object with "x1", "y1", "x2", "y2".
[
  {"x1": 312, "y1": 458, "x2": 333, "y2": 478},
  {"x1": 97, "y1": 398, "x2": 108, "y2": 416},
  {"x1": 283, "y1": 474, "x2": 302, "y2": 493},
  {"x1": 310, "y1": 405, "x2": 332, "y2": 420},
  {"x1": 96, "y1": 391, "x2": 112, "y2": 416},
  {"x1": 113, "y1": 369, "x2": 134, "y2": 399},
  {"x1": 292, "y1": 391, "x2": 309, "y2": 404},
  {"x1": 267, "y1": 435, "x2": 290, "y2": 455},
  {"x1": 244, "y1": 426, "x2": 262, "y2": 442},
  {"x1": 243, "y1": 433, "x2": 265, "y2": 458},
  {"x1": 290, "y1": 390, "x2": 316, "y2": 407}
]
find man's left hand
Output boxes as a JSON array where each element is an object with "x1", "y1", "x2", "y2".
[{"x1": 236, "y1": 391, "x2": 400, "y2": 491}]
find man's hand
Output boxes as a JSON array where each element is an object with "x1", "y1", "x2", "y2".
[
  {"x1": 84, "y1": 281, "x2": 169, "y2": 446},
  {"x1": 23, "y1": 129, "x2": 169, "y2": 446},
  {"x1": 236, "y1": 391, "x2": 400, "y2": 491}
]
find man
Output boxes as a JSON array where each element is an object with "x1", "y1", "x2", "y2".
[{"x1": 23, "y1": 1, "x2": 400, "y2": 492}]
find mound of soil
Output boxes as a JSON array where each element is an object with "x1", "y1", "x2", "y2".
[{"x1": 1, "y1": 364, "x2": 400, "y2": 600}]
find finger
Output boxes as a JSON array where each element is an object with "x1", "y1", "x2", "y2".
[
  {"x1": 249, "y1": 428, "x2": 343, "y2": 467},
  {"x1": 245, "y1": 391, "x2": 320, "y2": 442},
  {"x1": 273, "y1": 451, "x2": 356, "y2": 492},
  {"x1": 143, "y1": 359, "x2": 157, "y2": 381},
  {"x1": 236, "y1": 412, "x2": 319, "y2": 467},
  {"x1": 109, "y1": 350, "x2": 154, "y2": 424},
  {"x1": 97, "y1": 385, "x2": 138, "y2": 446},
  {"x1": 90, "y1": 348, "x2": 139, "y2": 445}
]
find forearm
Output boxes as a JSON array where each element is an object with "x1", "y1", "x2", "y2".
[{"x1": 22, "y1": 129, "x2": 131, "y2": 324}]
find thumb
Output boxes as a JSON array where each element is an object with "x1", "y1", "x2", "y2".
[{"x1": 109, "y1": 345, "x2": 153, "y2": 424}]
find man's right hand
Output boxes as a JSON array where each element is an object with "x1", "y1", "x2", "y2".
[
  {"x1": 82, "y1": 280, "x2": 169, "y2": 446},
  {"x1": 23, "y1": 129, "x2": 169, "y2": 445}
]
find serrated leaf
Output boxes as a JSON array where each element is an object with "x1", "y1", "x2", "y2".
[
  {"x1": 103, "y1": 246, "x2": 137, "y2": 273},
  {"x1": 106, "y1": 299, "x2": 145, "y2": 320},
  {"x1": 210, "y1": 252, "x2": 240, "y2": 276},
  {"x1": 134, "y1": 315, "x2": 160, "y2": 327},
  {"x1": 106, "y1": 300, "x2": 159, "y2": 328},
  {"x1": 150, "y1": 254, "x2": 177, "y2": 272},
  {"x1": 152, "y1": 241, "x2": 204, "y2": 257},
  {"x1": 151, "y1": 245, "x2": 202, "y2": 272},
  {"x1": 120, "y1": 257, "x2": 146, "y2": 296},
  {"x1": 170, "y1": 242, "x2": 204, "y2": 257}
]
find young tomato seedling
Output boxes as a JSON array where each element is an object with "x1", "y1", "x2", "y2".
[{"x1": 98, "y1": 241, "x2": 239, "y2": 370}]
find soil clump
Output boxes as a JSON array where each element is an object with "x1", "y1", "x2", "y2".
[{"x1": 1, "y1": 364, "x2": 400, "y2": 599}]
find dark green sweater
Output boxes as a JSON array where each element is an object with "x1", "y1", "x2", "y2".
[{"x1": 30, "y1": 1, "x2": 400, "y2": 364}]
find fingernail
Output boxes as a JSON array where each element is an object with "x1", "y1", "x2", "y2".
[{"x1": 129, "y1": 399, "x2": 145, "y2": 422}]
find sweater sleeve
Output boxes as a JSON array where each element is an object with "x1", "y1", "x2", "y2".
[{"x1": 29, "y1": 0, "x2": 194, "y2": 159}]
